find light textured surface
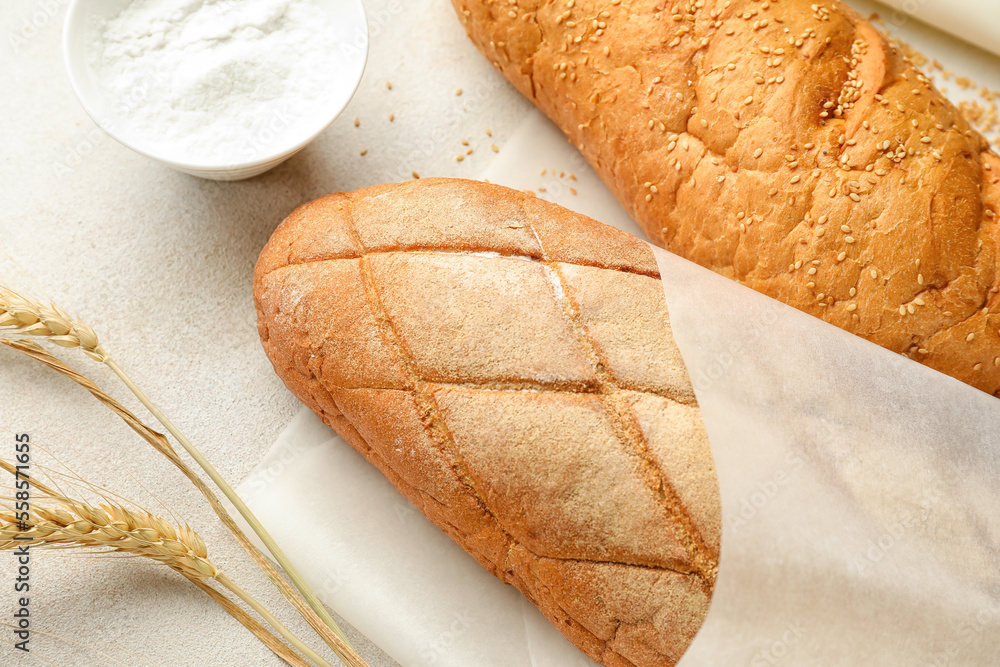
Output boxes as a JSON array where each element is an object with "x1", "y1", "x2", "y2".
[
  {"x1": 0, "y1": 0, "x2": 528, "y2": 664},
  {"x1": 0, "y1": 0, "x2": 997, "y2": 664}
]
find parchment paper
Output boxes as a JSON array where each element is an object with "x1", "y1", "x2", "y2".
[{"x1": 870, "y1": 0, "x2": 1000, "y2": 58}]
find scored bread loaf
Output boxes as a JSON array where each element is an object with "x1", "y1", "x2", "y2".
[
  {"x1": 254, "y1": 178, "x2": 720, "y2": 667},
  {"x1": 451, "y1": 0, "x2": 1000, "y2": 396}
]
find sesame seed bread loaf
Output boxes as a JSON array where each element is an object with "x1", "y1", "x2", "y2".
[
  {"x1": 254, "y1": 178, "x2": 720, "y2": 667},
  {"x1": 451, "y1": 0, "x2": 1000, "y2": 396}
]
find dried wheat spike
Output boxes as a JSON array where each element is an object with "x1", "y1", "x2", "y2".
[
  {"x1": 0, "y1": 288, "x2": 107, "y2": 361},
  {"x1": 0, "y1": 501, "x2": 218, "y2": 580}
]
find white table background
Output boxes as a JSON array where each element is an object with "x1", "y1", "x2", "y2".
[{"x1": 0, "y1": 0, "x2": 996, "y2": 665}]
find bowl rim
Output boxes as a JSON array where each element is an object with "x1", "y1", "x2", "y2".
[{"x1": 62, "y1": 0, "x2": 370, "y2": 174}]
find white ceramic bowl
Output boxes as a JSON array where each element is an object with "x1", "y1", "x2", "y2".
[{"x1": 63, "y1": 0, "x2": 368, "y2": 181}]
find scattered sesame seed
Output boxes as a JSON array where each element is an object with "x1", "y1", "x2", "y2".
[
  {"x1": 412, "y1": 171, "x2": 420, "y2": 179},
  {"x1": 847, "y1": 303, "x2": 857, "y2": 311},
  {"x1": 389, "y1": 113, "x2": 395, "y2": 122},
  {"x1": 457, "y1": 154, "x2": 465, "y2": 162},
  {"x1": 491, "y1": 144, "x2": 499, "y2": 153},
  {"x1": 354, "y1": 117, "x2": 360, "y2": 127},
  {"x1": 967, "y1": 333, "x2": 976, "y2": 342},
  {"x1": 387, "y1": 81, "x2": 393, "y2": 90},
  {"x1": 485, "y1": 128, "x2": 492, "y2": 137},
  {"x1": 754, "y1": 148, "x2": 763, "y2": 158},
  {"x1": 456, "y1": 88, "x2": 463, "y2": 96},
  {"x1": 570, "y1": 188, "x2": 577, "y2": 195}
]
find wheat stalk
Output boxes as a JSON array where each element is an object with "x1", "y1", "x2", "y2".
[
  {"x1": 4, "y1": 340, "x2": 366, "y2": 667},
  {"x1": 0, "y1": 286, "x2": 367, "y2": 667}
]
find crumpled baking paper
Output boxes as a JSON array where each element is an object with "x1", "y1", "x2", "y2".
[{"x1": 237, "y1": 108, "x2": 1000, "y2": 667}]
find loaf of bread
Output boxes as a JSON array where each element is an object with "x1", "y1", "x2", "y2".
[
  {"x1": 254, "y1": 178, "x2": 720, "y2": 667},
  {"x1": 451, "y1": 0, "x2": 1000, "y2": 396}
]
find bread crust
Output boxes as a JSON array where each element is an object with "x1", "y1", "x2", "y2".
[
  {"x1": 452, "y1": 0, "x2": 1000, "y2": 395},
  {"x1": 254, "y1": 178, "x2": 720, "y2": 667}
]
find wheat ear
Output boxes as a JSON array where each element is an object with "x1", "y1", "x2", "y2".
[
  {"x1": 0, "y1": 462, "x2": 326, "y2": 667},
  {"x1": 0, "y1": 495, "x2": 218, "y2": 580},
  {"x1": 0, "y1": 290, "x2": 367, "y2": 667},
  {"x1": 0, "y1": 289, "x2": 107, "y2": 361}
]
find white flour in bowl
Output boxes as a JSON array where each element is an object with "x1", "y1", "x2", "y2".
[{"x1": 88, "y1": 0, "x2": 342, "y2": 164}]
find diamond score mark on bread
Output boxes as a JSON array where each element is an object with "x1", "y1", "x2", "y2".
[
  {"x1": 452, "y1": 0, "x2": 1000, "y2": 395},
  {"x1": 254, "y1": 178, "x2": 721, "y2": 667}
]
